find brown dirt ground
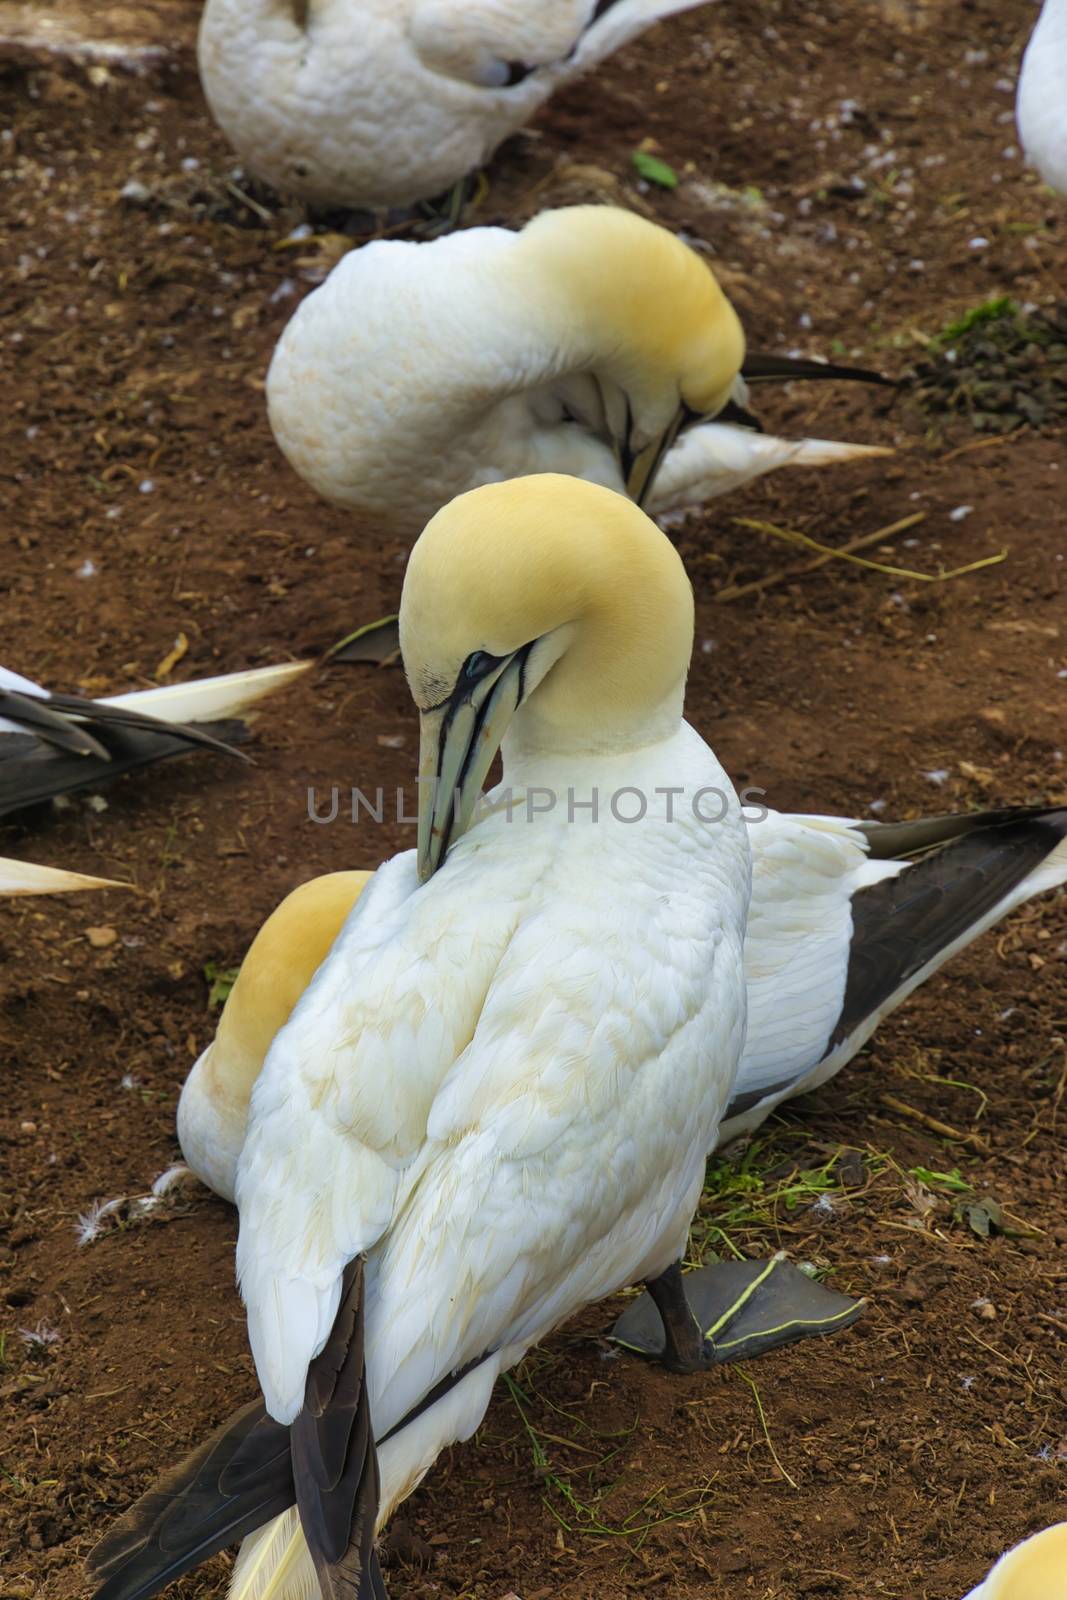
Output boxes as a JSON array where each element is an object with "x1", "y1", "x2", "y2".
[{"x1": 1, "y1": 2, "x2": 1065, "y2": 1597}]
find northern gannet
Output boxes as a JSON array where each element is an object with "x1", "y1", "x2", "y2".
[
  {"x1": 197, "y1": 1, "x2": 712, "y2": 212},
  {"x1": 0, "y1": 660, "x2": 310, "y2": 818},
  {"x1": 267, "y1": 206, "x2": 892, "y2": 537},
  {"x1": 962, "y1": 1521, "x2": 1067, "y2": 1600},
  {"x1": 176, "y1": 805, "x2": 1067, "y2": 1202},
  {"x1": 0, "y1": 857, "x2": 130, "y2": 895},
  {"x1": 1017, "y1": 0, "x2": 1067, "y2": 196},
  {"x1": 91, "y1": 476, "x2": 847, "y2": 1600}
]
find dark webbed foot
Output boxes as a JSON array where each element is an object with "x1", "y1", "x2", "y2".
[
  {"x1": 641, "y1": 1260, "x2": 718, "y2": 1372},
  {"x1": 614, "y1": 1253, "x2": 864, "y2": 1369}
]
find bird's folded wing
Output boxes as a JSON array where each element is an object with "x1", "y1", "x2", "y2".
[
  {"x1": 732, "y1": 812, "x2": 889, "y2": 1106},
  {"x1": 0, "y1": 719, "x2": 249, "y2": 820},
  {"x1": 0, "y1": 688, "x2": 109, "y2": 758},
  {"x1": 833, "y1": 808, "x2": 1067, "y2": 1048},
  {"x1": 45, "y1": 691, "x2": 244, "y2": 756},
  {"x1": 740, "y1": 352, "x2": 896, "y2": 387},
  {"x1": 292, "y1": 1257, "x2": 385, "y2": 1600}
]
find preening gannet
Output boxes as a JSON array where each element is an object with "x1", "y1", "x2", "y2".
[
  {"x1": 0, "y1": 857, "x2": 130, "y2": 895},
  {"x1": 962, "y1": 1521, "x2": 1067, "y2": 1600},
  {"x1": 1017, "y1": 0, "x2": 1067, "y2": 196},
  {"x1": 91, "y1": 476, "x2": 844, "y2": 1600},
  {"x1": 0, "y1": 660, "x2": 310, "y2": 818},
  {"x1": 177, "y1": 804, "x2": 1067, "y2": 1204},
  {"x1": 267, "y1": 206, "x2": 891, "y2": 536},
  {"x1": 197, "y1": 1, "x2": 712, "y2": 211}
]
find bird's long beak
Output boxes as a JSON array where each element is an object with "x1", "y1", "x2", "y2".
[
  {"x1": 416, "y1": 650, "x2": 529, "y2": 882},
  {"x1": 624, "y1": 408, "x2": 688, "y2": 508}
]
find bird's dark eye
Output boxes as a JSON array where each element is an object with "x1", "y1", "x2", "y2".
[
  {"x1": 501, "y1": 60, "x2": 534, "y2": 86},
  {"x1": 463, "y1": 650, "x2": 502, "y2": 682}
]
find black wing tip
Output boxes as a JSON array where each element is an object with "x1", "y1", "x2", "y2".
[
  {"x1": 861, "y1": 804, "x2": 1067, "y2": 860},
  {"x1": 741, "y1": 351, "x2": 898, "y2": 388},
  {"x1": 85, "y1": 1400, "x2": 294, "y2": 1600}
]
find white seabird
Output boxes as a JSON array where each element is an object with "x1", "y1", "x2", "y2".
[
  {"x1": 197, "y1": 0, "x2": 713, "y2": 211},
  {"x1": 90, "y1": 474, "x2": 762, "y2": 1600},
  {"x1": 1017, "y1": 0, "x2": 1067, "y2": 196},
  {"x1": 266, "y1": 206, "x2": 892, "y2": 538}
]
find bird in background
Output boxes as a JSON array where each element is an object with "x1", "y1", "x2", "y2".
[
  {"x1": 267, "y1": 206, "x2": 893, "y2": 543},
  {"x1": 0, "y1": 660, "x2": 310, "y2": 820},
  {"x1": 962, "y1": 1521, "x2": 1067, "y2": 1600},
  {"x1": 87, "y1": 476, "x2": 861, "y2": 1600},
  {"x1": 1016, "y1": 0, "x2": 1067, "y2": 196},
  {"x1": 198, "y1": 1, "x2": 715, "y2": 214},
  {"x1": 177, "y1": 803, "x2": 1067, "y2": 1203}
]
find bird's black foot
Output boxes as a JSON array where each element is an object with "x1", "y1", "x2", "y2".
[
  {"x1": 614, "y1": 1252, "x2": 864, "y2": 1369},
  {"x1": 640, "y1": 1260, "x2": 718, "y2": 1372},
  {"x1": 326, "y1": 614, "x2": 401, "y2": 666}
]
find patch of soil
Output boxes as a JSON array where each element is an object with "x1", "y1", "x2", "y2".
[
  {"x1": 1, "y1": 3, "x2": 1064, "y2": 1599},
  {"x1": 909, "y1": 299, "x2": 1067, "y2": 432}
]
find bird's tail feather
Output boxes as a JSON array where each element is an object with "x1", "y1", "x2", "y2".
[
  {"x1": 228, "y1": 1510, "x2": 317, "y2": 1600},
  {"x1": 774, "y1": 438, "x2": 894, "y2": 468},
  {"x1": 0, "y1": 858, "x2": 130, "y2": 895},
  {"x1": 570, "y1": 0, "x2": 711, "y2": 72},
  {"x1": 105, "y1": 661, "x2": 312, "y2": 723}
]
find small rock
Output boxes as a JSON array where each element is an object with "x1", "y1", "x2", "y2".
[
  {"x1": 119, "y1": 179, "x2": 153, "y2": 207},
  {"x1": 972, "y1": 1298, "x2": 998, "y2": 1320},
  {"x1": 19, "y1": 1121, "x2": 37, "y2": 1135},
  {"x1": 86, "y1": 925, "x2": 118, "y2": 949}
]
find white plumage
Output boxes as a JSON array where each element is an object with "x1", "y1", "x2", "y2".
[
  {"x1": 266, "y1": 207, "x2": 889, "y2": 535},
  {"x1": 228, "y1": 476, "x2": 751, "y2": 1593},
  {"x1": 197, "y1": 0, "x2": 712, "y2": 210},
  {"x1": 1017, "y1": 0, "x2": 1067, "y2": 195},
  {"x1": 177, "y1": 801, "x2": 1067, "y2": 1205}
]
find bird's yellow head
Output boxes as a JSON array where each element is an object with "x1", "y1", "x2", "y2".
[
  {"x1": 400, "y1": 474, "x2": 694, "y2": 879},
  {"x1": 974, "y1": 1522, "x2": 1067, "y2": 1600},
  {"x1": 513, "y1": 206, "x2": 745, "y2": 494}
]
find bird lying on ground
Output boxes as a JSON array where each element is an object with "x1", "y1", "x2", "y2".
[
  {"x1": 177, "y1": 804, "x2": 1067, "y2": 1202},
  {"x1": 1016, "y1": 0, "x2": 1067, "y2": 196},
  {"x1": 962, "y1": 1520, "x2": 1067, "y2": 1599},
  {"x1": 89, "y1": 476, "x2": 861, "y2": 1600},
  {"x1": 267, "y1": 206, "x2": 893, "y2": 539},
  {"x1": 198, "y1": 0, "x2": 714, "y2": 213},
  {"x1": 0, "y1": 857, "x2": 130, "y2": 895},
  {"x1": 0, "y1": 660, "x2": 310, "y2": 819}
]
